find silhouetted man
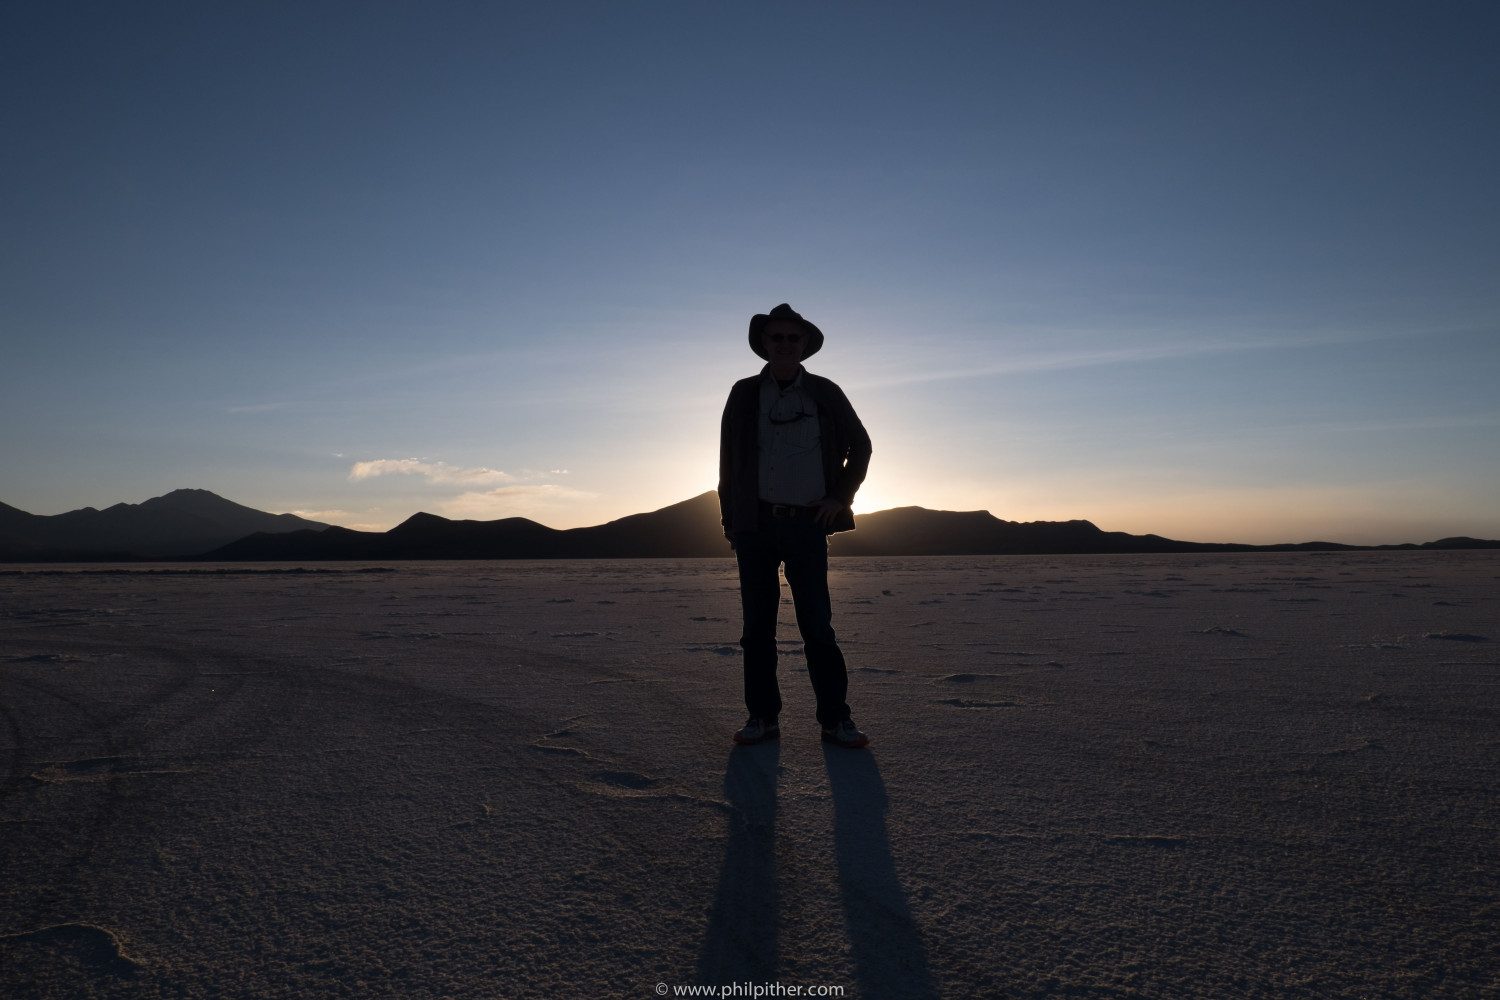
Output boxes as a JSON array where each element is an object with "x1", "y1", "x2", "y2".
[{"x1": 718, "y1": 303, "x2": 873, "y2": 748}]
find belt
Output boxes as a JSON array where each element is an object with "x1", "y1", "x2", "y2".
[{"x1": 759, "y1": 500, "x2": 817, "y2": 520}]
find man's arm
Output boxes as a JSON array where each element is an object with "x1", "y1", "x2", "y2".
[
  {"x1": 717, "y1": 383, "x2": 740, "y2": 540},
  {"x1": 802, "y1": 375, "x2": 871, "y2": 529},
  {"x1": 825, "y1": 382, "x2": 872, "y2": 506}
]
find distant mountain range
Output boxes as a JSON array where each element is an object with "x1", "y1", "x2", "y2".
[
  {"x1": 0, "y1": 489, "x2": 330, "y2": 560},
  {"x1": 206, "y1": 493, "x2": 730, "y2": 561},
  {"x1": 1, "y1": 489, "x2": 1496, "y2": 563}
]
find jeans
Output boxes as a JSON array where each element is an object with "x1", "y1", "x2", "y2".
[{"x1": 734, "y1": 514, "x2": 851, "y2": 728}]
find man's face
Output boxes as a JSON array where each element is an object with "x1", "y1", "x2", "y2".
[{"x1": 761, "y1": 319, "x2": 807, "y2": 367}]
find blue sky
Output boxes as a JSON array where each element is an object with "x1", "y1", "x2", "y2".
[{"x1": 3, "y1": 1, "x2": 1496, "y2": 544}]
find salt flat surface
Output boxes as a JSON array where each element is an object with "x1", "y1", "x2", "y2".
[{"x1": 2, "y1": 552, "x2": 1497, "y2": 999}]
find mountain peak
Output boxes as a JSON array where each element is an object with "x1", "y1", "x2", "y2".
[{"x1": 391, "y1": 511, "x2": 453, "y2": 532}]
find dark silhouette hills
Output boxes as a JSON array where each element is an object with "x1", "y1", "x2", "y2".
[
  {"x1": 2, "y1": 489, "x2": 1495, "y2": 562},
  {"x1": 832, "y1": 506, "x2": 1497, "y2": 555},
  {"x1": 0, "y1": 489, "x2": 329, "y2": 560},
  {"x1": 830, "y1": 506, "x2": 1192, "y2": 556},
  {"x1": 206, "y1": 493, "x2": 730, "y2": 561}
]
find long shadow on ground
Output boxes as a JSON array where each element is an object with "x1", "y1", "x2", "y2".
[
  {"x1": 695, "y1": 742, "x2": 781, "y2": 985},
  {"x1": 824, "y1": 747, "x2": 938, "y2": 1000}
]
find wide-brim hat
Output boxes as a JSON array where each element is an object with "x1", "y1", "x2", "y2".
[{"x1": 748, "y1": 303, "x2": 824, "y2": 360}]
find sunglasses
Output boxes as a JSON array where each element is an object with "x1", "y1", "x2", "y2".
[{"x1": 766, "y1": 332, "x2": 804, "y2": 343}]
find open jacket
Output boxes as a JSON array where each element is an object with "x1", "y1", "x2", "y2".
[{"x1": 718, "y1": 367, "x2": 872, "y2": 535}]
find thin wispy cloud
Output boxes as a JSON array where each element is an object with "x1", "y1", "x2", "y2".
[
  {"x1": 1260, "y1": 413, "x2": 1500, "y2": 436},
  {"x1": 846, "y1": 327, "x2": 1433, "y2": 391},
  {"x1": 348, "y1": 459, "x2": 513, "y2": 485},
  {"x1": 226, "y1": 401, "x2": 298, "y2": 414}
]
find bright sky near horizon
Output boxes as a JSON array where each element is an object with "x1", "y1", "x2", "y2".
[{"x1": 3, "y1": 1, "x2": 1497, "y2": 545}]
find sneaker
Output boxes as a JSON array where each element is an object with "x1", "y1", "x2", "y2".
[
  {"x1": 821, "y1": 718, "x2": 870, "y2": 749},
  {"x1": 733, "y1": 716, "x2": 780, "y2": 745}
]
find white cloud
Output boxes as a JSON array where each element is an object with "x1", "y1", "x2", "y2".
[
  {"x1": 289, "y1": 508, "x2": 398, "y2": 532},
  {"x1": 439, "y1": 485, "x2": 596, "y2": 521},
  {"x1": 348, "y1": 459, "x2": 513, "y2": 485}
]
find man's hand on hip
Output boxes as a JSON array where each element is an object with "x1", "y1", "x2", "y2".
[{"x1": 811, "y1": 497, "x2": 846, "y2": 527}]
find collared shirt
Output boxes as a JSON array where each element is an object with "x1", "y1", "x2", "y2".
[{"x1": 758, "y1": 369, "x2": 825, "y2": 505}]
